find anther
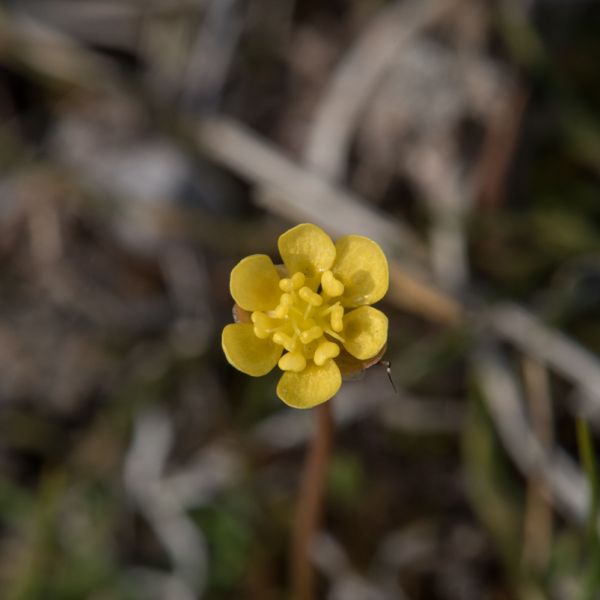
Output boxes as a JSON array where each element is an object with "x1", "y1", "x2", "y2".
[
  {"x1": 272, "y1": 293, "x2": 293, "y2": 318},
  {"x1": 314, "y1": 341, "x2": 340, "y2": 366},
  {"x1": 278, "y1": 352, "x2": 307, "y2": 373},
  {"x1": 272, "y1": 331, "x2": 297, "y2": 352},
  {"x1": 279, "y1": 278, "x2": 293, "y2": 292},
  {"x1": 251, "y1": 311, "x2": 274, "y2": 338},
  {"x1": 330, "y1": 305, "x2": 344, "y2": 332},
  {"x1": 253, "y1": 325, "x2": 271, "y2": 339},
  {"x1": 290, "y1": 272, "x2": 306, "y2": 289},
  {"x1": 299, "y1": 286, "x2": 323, "y2": 306},
  {"x1": 321, "y1": 270, "x2": 344, "y2": 297},
  {"x1": 300, "y1": 325, "x2": 323, "y2": 344}
]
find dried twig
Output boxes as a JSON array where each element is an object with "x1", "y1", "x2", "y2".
[
  {"x1": 304, "y1": 0, "x2": 463, "y2": 182},
  {"x1": 123, "y1": 409, "x2": 210, "y2": 595},
  {"x1": 488, "y1": 303, "x2": 600, "y2": 409},
  {"x1": 522, "y1": 357, "x2": 553, "y2": 572},
  {"x1": 474, "y1": 343, "x2": 592, "y2": 530},
  {"x1": 194, "y1": 117, "x2": 423, "y2": 261},
  {"x1": 0, "y1": 8, "x2": 123, "y2": 91}
]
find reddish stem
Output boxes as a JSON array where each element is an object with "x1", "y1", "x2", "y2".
[{"x1": 290, "y1": 401, "x2": 334, "y2": 600}]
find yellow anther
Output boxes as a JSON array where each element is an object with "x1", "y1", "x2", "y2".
[
  {"x1": 272, "y1": 305, "x2": 288, "y2": 319},
  {"x1": 279, "y1": 278, "x2": 293, "y2": 292},
  {"x1": 291, "y1": 272, "x2": 306, "y2": 289},
  {"x1": 253, "y1": 325, "x2": 271, "y2": 339},
  {"x1": 278, "y1": 351, "x2": 307, "y2": 373},
  {"x1": 314, "y1": 341, "x2": 340, "y2": 366},
  {"x1": 272, "y1": 331, "x2": 297, "y2": 352},
  {"x1": 330, "y1": 305, "x2": 344, "y2": 332},
  {"x1": 280, "y1": 273, "x2": 306, "y2": 292},
  {"x1": 272, "y1": 293, "x2": 293, "y2": 318},
  {"x1": 299, "y1": 286, "x2": 323, "y2": 306},
  {"x1": 251, "y1": 311, "x2": 274, "y2": 338},
  {"x1": 321, "y1": 270, "x2": 344, "y2": 297},
  {"x1": 251, "y1": 311, "x2": 267, "y2": 324},
  {"x1": 300, "y1": 325, "x2": 323, "y2": 344}
]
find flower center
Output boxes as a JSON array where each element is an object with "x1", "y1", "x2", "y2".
[{"x1": 251, "y1": 270, "x2": 346, "y2": 373}]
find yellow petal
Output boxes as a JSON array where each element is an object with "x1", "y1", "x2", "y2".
[
  {"x1": 342, "y1": 306, "x2": 388, "y2": 360},
  {"x1": 278, "y1": 224, "x2": 335, "y2": 281},
  {"x1": 222, "y1": 323, "x2": 282, "y2": 376},
  {"x1": 230, "y1": 254, "x2": 282, "y2": 311},
  {"x1": 276, "y1": 360, "x2": 341, "y2": 409},
  {"x1": 332, "y1": 235, "x2": 389, "y2": 307}
]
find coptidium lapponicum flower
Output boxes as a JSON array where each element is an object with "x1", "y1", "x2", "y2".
[{"x1": 222, "y1": 223, "x2": 389, "y2": 408}]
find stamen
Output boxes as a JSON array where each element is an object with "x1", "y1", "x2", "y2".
[
  {"x1": 300, "y1": 325, "x2": 323, "y2": 344},
  {"x1": 280, "y1": 293, "x2": 293, "y2": 306},
  {"x1": 279, "y1": 278, "x2": 292, "y2": 292},
  {"x1": 272, "y1": 306, "x2": 287, "y2": 319},
  {"x1": 290, "y1": 272, "x2": 306, "y2": 290},
  {"x1": 299, "y1": 286, "x2": 323, "y2": 307},
  {"x1": 260, "y1": 269, "x2": 349, "y2": 368},
  {"x1": 303, "y1": 304, "x2": 313, "y2": 320},
  {"x1": 272, "y1": 331, "x2": 297, "y2": 352},
  {"x1": 314, "y1": 341, "x2": 340, "y2": 366},
  {"x1": 253, "y1": 325, "x2": 271, "y2": 339},
  {"x1": 318, "y1": 302, "x2": 337, "y2": 317},
  {"x1": 252, "y1": 311, "x2": 275, "y2": 338},
  {"x1": 251, "y1": 311, "x2": 267, "y2": 324},
  {"x1": 321, "y1": 270, "x2": 344, "y2": 297},
  {"x1": 278, "y1": 352, "x2": 306, "y2": 372},
  {"x1": 324, "y1": 328, "x2": 345, "y2": 343},
  {"x1": 330, "y1": 305, "x2": 344, "y2": 332},
  {"x1": 272, "y1": 293, "x2": 293, "y2": 318}
]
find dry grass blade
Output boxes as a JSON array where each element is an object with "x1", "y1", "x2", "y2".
[
  {"x1": 0, "y1": 8, "x2": 122, "y2": 91},
  {"x1": 195, "y1": 117, "x2": 424, "y2": 261},
  {"x1": 304, "y1": 0, "x2": 464, "y2": 182},
  {"x1": 488, "y1": 304, "x2": 600, "y2": 412},
  {"x1": 474, "y1": 344, "x2": 593, "y2": 532}
]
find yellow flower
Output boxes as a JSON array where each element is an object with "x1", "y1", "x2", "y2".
[{"x1": 222, "y1": 223, "x2": 389, "y2": 409}]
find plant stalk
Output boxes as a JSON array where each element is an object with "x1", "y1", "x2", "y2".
[{"x1": 290, "y1": 401, "x2": 334, "y2": 600}]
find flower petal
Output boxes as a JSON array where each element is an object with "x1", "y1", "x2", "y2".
[
  {"x1": 332, "y1": 235, "x2": 389, "y2": 307},
  {"x1": 278, "y1": 224, "x2": 335, "y2": 282},
  {"x1": 342, "y1": 306, "x2": 388, "y2": 360},
  {"x1": 230, "y1": 254, "x2": 281, "y2": 311},
  {"x1": 222, "y1": 323, "x2": 282, "y2": 376},
  {"x1": 276, "y1": 360, "x2": 341, "y2": 409}
]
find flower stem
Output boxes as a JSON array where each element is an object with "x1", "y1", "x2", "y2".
[{"x1": 290, "y1": 401, "x2": 334, "y2": 600}]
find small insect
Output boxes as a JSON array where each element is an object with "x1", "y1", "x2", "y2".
[
  {"x1": 378, "y1": 360, "x2": 398, "y2": 394},
  {"x1": 339, "y1": 348, "x2": 397, "y2": 394}
]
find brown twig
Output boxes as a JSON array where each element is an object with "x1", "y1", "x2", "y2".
[
  {"x1": 290, "y1": 402, "x2": 334, "y2": 600},
  {"x1": 476, "y1": 86, "x2": 528, "y2": 211},
  {"x1": 522, "y1": 356, "x2": 553, "y2": 572}
]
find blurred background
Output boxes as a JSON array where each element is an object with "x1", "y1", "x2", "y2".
[{"x1": 1, "y1": 0, "x2": 600, "y2": 598}]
